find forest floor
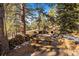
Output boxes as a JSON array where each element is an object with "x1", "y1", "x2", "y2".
[
  {"x1": 30, "y1": 32, "x2": 79, "y2": 56},
  {"x1": 6, "y1": 31, "x2": 79, "y2": 56}
]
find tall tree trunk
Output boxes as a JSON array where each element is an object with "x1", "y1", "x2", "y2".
[
  {"x1": 0, "y1": 4, "x2": 9, "y2": 55},
  {"x1": 20, "y1": 4, "x2": 26, "y2": 35}
]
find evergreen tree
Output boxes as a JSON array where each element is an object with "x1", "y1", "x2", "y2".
[
  {"x1": 56, "y1": 3, "x2": 79, "y2": 33},
  {"x1": 0, "y1": 4, "x2": 9, "y2": 55}
]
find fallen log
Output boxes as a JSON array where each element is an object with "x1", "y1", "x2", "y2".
[
  {"x1": 63, "y1": 35, "x2": 79, "y2": 42},
  {"x1": 37, "y1": 34, "x2": 51, "y2": 37}
]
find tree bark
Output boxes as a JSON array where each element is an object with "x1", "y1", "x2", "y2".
[
  {"x1": 0, "y1": 4, "x2": 9, "y2": 55},
  {"x1": 20, "y1": 4, "x2": 26, "y2": 35}
]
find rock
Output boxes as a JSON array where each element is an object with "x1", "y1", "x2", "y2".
[
  {"x1": 31, "y1": 51, "x2": 42, "y2": 56},
  {"x1": 7, "y1": 45, "x2": 34, "y2": 56},
  {"x1": 46, "y1": 50, "x2": 56, "y2": 56}
]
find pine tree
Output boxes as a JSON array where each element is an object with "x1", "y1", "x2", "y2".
[
  {"x1": 0, "y1": 4, "x2": 9, "y2": 55},
  {"x1": 56, "y1": 3, "x2": 79, "y2": 33}
]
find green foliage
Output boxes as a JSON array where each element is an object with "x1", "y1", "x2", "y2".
[
  {"x1": 56, "y1": 3, "x2": 79, "y2": 33},
  {"x1": 4, "y1": 4, "x2": 22, "y2": 38},
  {"x1": 49, "y1": 8, "x2": 55, "y2": 17}
]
